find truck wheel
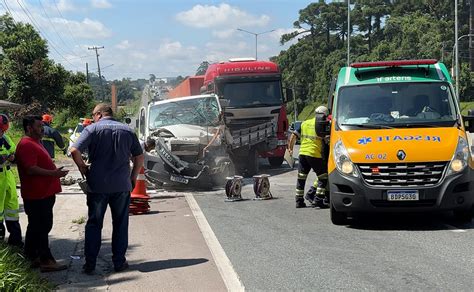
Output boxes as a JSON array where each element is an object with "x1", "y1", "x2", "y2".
[
  {"x1": 453, "y1": 208, "x2": 473, "y2": 223},
  {"x1": 246, "y1": 148, "x2": 259, "y2": 177},
  {"x1": 330, "y1": 203, "x2": 348, "y2": 225},
  {"x1": 268, "y1": 156, "x2": 284, "y2": 167},
  {"x1": 212, "y1": 161, "x2": 235, "y2": 186}
]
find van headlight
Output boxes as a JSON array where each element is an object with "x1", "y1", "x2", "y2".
[
  {"x1": 447, "y1": 136, "x2": 469, "y2": 175},
  {"x1": 333, "y1": 139, "x2": 359, "y2": 177}
]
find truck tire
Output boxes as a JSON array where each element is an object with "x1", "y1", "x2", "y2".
[
  {"x1": 246, "y1": 148, "x2": 259, "y2": 177},
  {"x1": 330, "y1": 203, "x2": 348, "y2": 225},
  {"x1": 268, "y1": 156, "x2": 284, "y2": 167}
]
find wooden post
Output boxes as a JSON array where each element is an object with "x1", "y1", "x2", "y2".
[{"x1": 111, "y1": 83, "x2": 117, "y2": 114}]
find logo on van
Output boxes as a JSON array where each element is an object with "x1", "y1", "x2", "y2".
[
  {"x1": 357, "y1": 135, "x2": 441, "y2": 145},
  {"x1": 397, "y1": 150, "x2": 406, "y2": 161}
]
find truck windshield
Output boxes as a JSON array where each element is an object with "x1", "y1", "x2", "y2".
[
  {"x1": 220, "y1": 80, "x2": 282, "y2": 108},
  {"x1": 336, "y1": 82, "x2": 457, "y2": 129},
  {"x1": 149, "y1": 96, "x2": 220, "y2": 129}
]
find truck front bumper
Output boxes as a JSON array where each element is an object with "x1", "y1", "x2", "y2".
[{"x1": 329, "y1": 168, "x2": 473, "y2": 213}]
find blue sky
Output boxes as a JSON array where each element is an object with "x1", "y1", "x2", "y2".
[{"x1": 1, "y1": 0, "x2": 314, "y2": 80}]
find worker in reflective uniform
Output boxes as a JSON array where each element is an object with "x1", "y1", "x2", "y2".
[
  {"x1": 0, "y1": 114, "x2": 23, "y2": 246},
  {"x1": 42, "y1": 114, "x2": 66, "y2": 159},
  {"x1": 288, "y1": 106, "x2": 329, "y2": 208}
]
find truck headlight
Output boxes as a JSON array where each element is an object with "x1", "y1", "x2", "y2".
[
  {"x1": 447, "y1": 136, "x2": 469, "y2": 175},
  {"x1": 333, "y1": 139, "x2": 359, "y2": 177}
]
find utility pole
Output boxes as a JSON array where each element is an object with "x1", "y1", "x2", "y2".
[
  {"x1": 85, "y1": 62, "x2": 89, "y2": 84},
  {"x1": 88, "y1": 46, "x2": 104, "y2": 100},
  {"x1": 470, "y1": 0, "x2": 474, "y2": 71}
]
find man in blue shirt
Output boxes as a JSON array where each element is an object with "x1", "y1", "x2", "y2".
[{"x1": 70, "y1": 103, "x2": 144, "y2": 275}]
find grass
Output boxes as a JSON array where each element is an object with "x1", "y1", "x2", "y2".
[
  {"x1": 0, "y1": 243, "x2": 53, "y2": 291},
  {"x1": 72, "y1": 216, "x2": 86, "y2": 224}
]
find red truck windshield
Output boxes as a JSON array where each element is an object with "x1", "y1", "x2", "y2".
[{"x1": 219, "y1": 80, "x2": 282, "y2": 108}]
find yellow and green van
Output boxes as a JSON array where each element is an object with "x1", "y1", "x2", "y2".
[{"x1": 328, "y1": 59, "x2": 473, "y2": 225}]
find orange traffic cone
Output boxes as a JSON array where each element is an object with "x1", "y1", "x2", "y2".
[{"x1": 129, "y1": 167, "x2": 151, "y2": 215}]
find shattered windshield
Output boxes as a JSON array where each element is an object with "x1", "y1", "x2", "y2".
[
  {"x1": 336, "y1": 82, "x2": 457, "y2": 129},
  {"x1": 148, "y1": 96, "x2": 220, "y2": 129}
]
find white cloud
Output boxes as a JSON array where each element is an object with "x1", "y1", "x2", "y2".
[
  {"x1": 212, "y1": 29, "x2": 236, "y2": 39},
  {"x1": 116, "y1": 40, "x2": 131, "y2": 50},
  {"x1": 157, "y1": 40, "x2": 198, "y2": 61},
  {"x1": 55, "y1": 0, "x2": 77, "y2": 12},
  {"x1": 176, "y1": 4, "x2": 270, "y2": 29},
  {"x1": 55, "y1": 18, "x2": 112, "y2": 39},
  {"x1": 91, "y1": 0, "x2": 112, "y2": 9}
]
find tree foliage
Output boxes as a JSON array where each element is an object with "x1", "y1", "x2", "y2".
[
  {"x1": 0, "y1": 13, "x2": 94, "y2": 118},
  {"x1": 276, "y1": 0, "x2": 473, "y2": 120}
]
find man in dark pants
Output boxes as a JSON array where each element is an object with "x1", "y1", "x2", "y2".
[
  {"x1": 288, "y1": 106, "x2": 329, "y2": 208},
  {"x1": 70, "y1": 103, "x2": 144, "y2": 275},
  {"x1": 16, "y1": 115, "x2": 69, "y2": 272},
  {"x1": 41, "y1": 114, "x2": 66, "y2": 159}
]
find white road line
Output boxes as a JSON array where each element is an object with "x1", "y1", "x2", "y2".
[
  {"x1": 185, "y1": 194, "x2": 245, "y2": 292},
  {"x1": 442, "y1": 224, "x2": 467, "y2": 233}
]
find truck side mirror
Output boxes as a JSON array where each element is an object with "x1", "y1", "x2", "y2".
[{"x1": 284, "y1": 88, "x2": 294, "y2": 102}]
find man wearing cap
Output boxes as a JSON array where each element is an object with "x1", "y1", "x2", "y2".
[
  {"x1": 288, "y1": 106, "x2": 330, "y2": 208},
  {"x1": 0, "y1": 114, "x2": 23, "y2": 247},
  {"x1": 41, "y1": 114, "x2": 66, "y2": 159}
]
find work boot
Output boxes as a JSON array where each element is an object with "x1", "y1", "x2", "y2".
[
  {"x1": 114, "y1": 261, "x2": 129, "y2": 272},
  {"x1": 314, "y1": 196, "x2": 329, "y2": 209},
  {"x1": 82, "y1": 262, "x2": 95, "y2": 275},
  {"x1": 0, "y1": 222, "x2": 5, "y2": 241},
  {"x1": 40, "y1": 258, "x2": 67, "y2": 273},
  {"x1": 304, "y1": 193, "x2": 316, "y2": 206},
  {"x1": 295, "y1": 196, "x2": 306, "y2": 208}
]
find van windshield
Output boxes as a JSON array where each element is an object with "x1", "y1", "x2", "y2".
[
  {"x1": 149, "y1": 96, "x2": 220, "y2": 129},
  {"x1": 336, "y1": 82, "x2": 457, "y2": 129},
  {"x1": 219, "y1": 80, "x2": 282, "y2": 108}
]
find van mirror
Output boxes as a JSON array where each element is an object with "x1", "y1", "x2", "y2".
[
  {"x1": 284, "y1": 88, "x2": 294, "y2": 102},
  {"x1": 219, "y1": 99, "x2": 230, "y2": 107}
]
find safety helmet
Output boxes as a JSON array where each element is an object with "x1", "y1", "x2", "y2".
[
  {"x1": 82, "y1": 118, "x2": 92, "y2": 127},
  {"x1": 0, "y1": 114, "x2": 9, "y2": 132},
  {"x1": 315, "y1": 106, "x2": 329, "y2": 116},
  {"x1": 42, "y1": 114, "x2": 53, "y2": 124}
]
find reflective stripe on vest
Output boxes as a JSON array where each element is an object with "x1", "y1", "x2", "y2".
[{"x1": 299, "y1": 118, "x2": 322, "y2": 158}]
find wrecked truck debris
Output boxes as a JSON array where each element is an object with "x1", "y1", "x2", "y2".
[{"x1": 138, "y1": 94, "x2": 276, "y2": 189}]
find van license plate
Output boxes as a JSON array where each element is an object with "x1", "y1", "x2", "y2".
[
  {"x1": 387, "y1": 190, "x2": 419, "y2": 201},
  {"x1": 170, "y1": 174, "x2": 189, "y2": 184}
]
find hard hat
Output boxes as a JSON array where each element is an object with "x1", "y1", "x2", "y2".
[
  {"x1": 0, "y1": 114, "x2": 9, "y2": 132},
  {"x1": 82, "y1": 118, "x2": 92, "y2": 127},
  {"x1": 42, "y1": 114, "x2": 53, "y2": 123},
  {"x1": 315, "y1": 106, "x2": 329, "y2": 116}
]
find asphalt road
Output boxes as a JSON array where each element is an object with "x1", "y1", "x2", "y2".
[{"x1": 189, "y1": 152, "x2": 474, "y2": 291}]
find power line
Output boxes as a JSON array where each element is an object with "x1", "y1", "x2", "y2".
[
  {"x1": 53, "y1": 0, "x2": 81, "y2": 50},
  {"x1": 15, "y1": 0, "x2": 79, "y2": 70},
  {"x1": 37, "y1": 0, "x2": 81, "y2": 59}
]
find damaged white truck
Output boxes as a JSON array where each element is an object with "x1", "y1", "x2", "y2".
[{"x1": 138, "y1": 94, "x2": 276, "y2": 188}]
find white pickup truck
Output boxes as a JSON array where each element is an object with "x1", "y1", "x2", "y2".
[{"x1": 138, "y1": 94, "x2": 276, "y2": 188}]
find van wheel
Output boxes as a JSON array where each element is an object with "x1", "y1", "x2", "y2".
[
  {"x1": 330, "y1": 203, "x2": 348, "y2": 225},
  {"x1": 453, "y1": 208, "x2": 473, "y2": 223},
  {"x1": 268, "y1": 156, "x2": 284, "y2": 167}
]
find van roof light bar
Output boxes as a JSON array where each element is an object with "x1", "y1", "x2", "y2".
[{"x1": 351, "y1": 59, "x2": 438, "y2": 68}]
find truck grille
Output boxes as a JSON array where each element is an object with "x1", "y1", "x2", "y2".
[{"x1": 357, "y1": 162, "x2": 448, "y2": 187}]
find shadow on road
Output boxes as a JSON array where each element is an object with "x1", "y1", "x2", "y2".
[
  {"x1": 346, "y1": 212, "x2": 474, "y2": 231},
  {"x1": 133, "y1": 258, "x2": 209, "y2": 273}
]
